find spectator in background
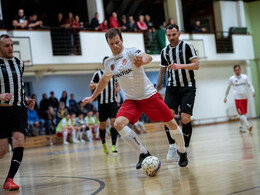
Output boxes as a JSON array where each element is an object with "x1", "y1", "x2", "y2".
[
  {"x1": 126, "y1": 16, "x2": 137, "y2": 32},
  {"x1": 159, "y1": 21, "x2": 167, "y2": 30},
  {"x1": 56, "y1": 101, "x2": 68, "y2": 124},
  {"x1": 49, "y1": 91, "x2": 59, "y2": 110},
  {"x1": 192, "y1": 20, "x2": 207, "y2": 33},
  {"x1": 119, "y1": 15, "x2": 127, "y2": 31},
  {"x1": 90, "y1": 12, "x2": 100, "y2": 31},
  {"x1": 12, "y1": 9, "x2": 28, "y2": 29},
  {"x1": 68, "y1": 93, "x2": 77, "y2": 114},
  {"x1": 44, "y1": 106, "x2": 56, "y2": 134},
  {"x1": 99, "y1": 19, "x2": 108, "y2": 31},
  {"x1": 144, "y1": 14, "x2": 155, "y2": 52},
  {"x1": 136, "y1": 15, "x2": 148, "y2": 32},
  {"x1": 28, "y1": 13, "x2": 43, "y2": 29},
  {"x1": 64, "y1": 12, "x2": 74, "y2": 28},
  {"x1": 72, "y1": 15, "x2": 80, "y2": 29},
  {"x1": 31, "y1": 94, "x2": 39, "y2": 114},
  {"x1": 60, "y1": 90, "x2": 68, "y2": 107},
  {"x1": 56, "y1": 113, "x2": 74, "y2": 145},
  {"x1": 109, "y1": 12, "x2": 119, "y2": 28},
  {"x1": 167, "y1": 18, "x2": 175, "y2": 26},
  {"x1": 76, "y1": 113, "x2": 87, "y2": 143},
  {"x1": 77, "y1": 101, "x2": 88, "y2": 116},
  {"x1": 39, "y1": 93, "x2": 50, "y2": 116},
  {"x1": 27, "y1": 106, "x2": 44, "y2": 136},
  {"x1": 0, "y1": 18, "x2": 5, "y2": 28},
  {"x1": 53, "y1": 13, "x2": 65, "y2": 27}
]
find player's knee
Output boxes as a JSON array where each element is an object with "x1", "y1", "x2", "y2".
[
  {"x1": 114, "y1": 120, "x2": 125, "y2": 131},
  {"x1": 181, "y1": 117, "x2": 190, "y2": 125}
]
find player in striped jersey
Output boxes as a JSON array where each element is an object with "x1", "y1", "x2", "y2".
[
  {"x1": 89, "y1": 56, "x2": 120, "y2": 154},
  {"x1": 0, "y1": 34, "x2": 35, "y2": 190},
  {"x1": 224, "y1": 64, "x2": 255, "y2": 133},
  {"x1": 157, "y1": 24, "x2": 199, "y2": 161}
]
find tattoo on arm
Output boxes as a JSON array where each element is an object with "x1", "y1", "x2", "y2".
[{"x1": 156, "y1": 67, "x2": 167, "y2": 91}]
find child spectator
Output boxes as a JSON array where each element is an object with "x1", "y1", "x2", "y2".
[
  {"x1": 56, "y1": 101, "x2": 69, "y2": 124},
  {"x1": 76, "y1": 113, "x2": 87, "y2": 143},
  {"x1": 27, "y1": 106, "x2": 44, "y2": 136},
  {"x1": 56, "y1": 113, "x2": 73, "y2": 144},
  {"x1": 99, "y1": 19, "x2": 108, "y2": 31}
]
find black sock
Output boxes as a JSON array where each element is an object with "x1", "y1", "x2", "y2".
[
  {"x1": 100, "y1": 129, "x2": 106, "y2": 144},
  {"x1": 110, "y1": 128, "x2": 118, "y2": 145},
  {"x1": 6, "y1": 147, "x2": 24, "y2": 182},
  {"x1": 165, "y1": 125, "x2": 175, "y2": 144},
  {"x1": 182, "y1": 122, "x2": 192, "y2": 147}
]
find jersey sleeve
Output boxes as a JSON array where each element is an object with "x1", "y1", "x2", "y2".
[
  {"x1": 128, "y1": 47, "x2": 143, "y2": 57},
  {"x1": 104, "y1": 60, "x2": 113, "y2": 76},
  {"x1": 160, "y1": 49, "x2": 168, "y2": 67},
  {"x1": 246, "y1": 75, "x2": 255, "y2": 93},
  {"x1": 186, "y1": 43, "x2": 198, "y2": 61},
  {"x1": 91, "y1": 72, "x2": 99, "y2": 83}
]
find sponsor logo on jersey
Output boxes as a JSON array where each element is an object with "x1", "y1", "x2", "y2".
[
  {"x1": 114, "y1": 68, "x2": 132, "y2": 78},
  {"x1": 110, "y1": 64, "x2": 115, "y2": 71},
  {"x1": 122, "y1": 59, "x2": 127, "y2": 65}
]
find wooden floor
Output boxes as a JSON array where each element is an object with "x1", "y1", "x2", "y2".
[{"x1": 1, "y1": 119, "x2": 260, "y2": 195}]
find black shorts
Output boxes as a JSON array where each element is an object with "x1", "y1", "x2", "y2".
[
  {"x1": 98, "y1": 103, "x2": 118, "y2": 122},
  {"x1": 0, "y1": 106, "x2": 28, "y2": 139},
  {"x1": 165, "y1": 86, "x2": 196, "y2": 115}
]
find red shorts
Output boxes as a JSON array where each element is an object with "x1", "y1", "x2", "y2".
[
  {"x1": 235, "y1": 99, "x2": 248, "y2": 115},
  {"x1": 116, "y1": 92, "x2": 173, "y2": 124}
]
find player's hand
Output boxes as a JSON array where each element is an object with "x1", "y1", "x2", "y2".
[
  {"x1": 0, "y1": 93, "x2": 12, "y2": 101},
  {"x1": 26, "y1": 99, "x2": 36, "y2": 109},
  {"x1": 253, "y1": 92, "x2": 255, "y2": 98},
  {"x1": 82, "y1": 96, "x2": 94, "y2": 105},
  {"x1": 168, "y1": 63, "x2": 181, "y2": 70},
  {"x1": 224, "y1": 98, "x2": 227, "y2": 103},
  {"x1": 134, "y1": 56, "x2": 144, "y2": 67}
]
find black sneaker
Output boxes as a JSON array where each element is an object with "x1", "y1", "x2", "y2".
[
  {"x1": 177, "y1": 150, "x2": 188, "y2": 167},
  {"x1": 136, "y1": 151, "x2": 151, "y2": 169}
]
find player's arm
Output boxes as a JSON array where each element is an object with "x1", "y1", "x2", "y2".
[
  {"x1": 115, "y1": 81, "x2": 120, "y2": 93},
  {"x1": 83, "y1": 75, "x2": 112, "y2": 104},
  {"x1": 224, "y1": 79, "x2": 232, "y2": 103},
  {"x1": 89, "y1": 82, "x2": 98, "y2": 90},
  {"x1": 247, "y1": 78, "x2": 255, "y2": 97},
  {"x1": 0, "y1": 93, "x2": 12, "y2": 101},
  {"x1": 156, "y1": 66, "x2": 167, "y2": 91},
  {"x1": 134, "y1": 52, "x2": 153, "y2": 67},
  {"x1": 168, "y1": 58, "x2": 199, "y2": 70}
]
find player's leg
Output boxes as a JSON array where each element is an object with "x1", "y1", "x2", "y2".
[
  {"x1": 235, "y1": 99, "x2": 251, "y2": 132},
  {"x1": 180, "y1": 87, "x2": 196, "y2": 155},
  {"x1": 98, "y1": 104, "x2": 109, "y2": 154},
  {"x1": 109, "y1": 103, "x2": 119, "y2": 154},
  {"x1": 141, "y1": 93, "x2": 188, "y2": 167},
  {"x1": 62, "y1": 127, "x2": 69, "y2": 144}
]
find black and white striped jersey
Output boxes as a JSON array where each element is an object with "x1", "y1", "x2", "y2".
[
  {"x1": 0, "y1": 57, "x2": 26, "y2": 106},
  {"x1": 91, "y1": 70, "x2": 117, "y2": 104},
  {"x1": 160, "y1": 40, "x2": 197, "y2": 87}
]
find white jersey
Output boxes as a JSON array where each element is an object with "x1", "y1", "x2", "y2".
[
  {"x1": 104, "y1": 47, "x2": 156, "y2": 100},
  {"x1": 225, "y1": 74, "x2": 255, "y2": 99}
]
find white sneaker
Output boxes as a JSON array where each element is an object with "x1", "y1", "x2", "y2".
[
  {"x1": 185, "y1": 147, "x2": 191, "y2": 157},
  {"x1": 166, "y1": 144, "x2": 179, "y2": 161},
  {"x1": 63, "y1": 141, "x2": 69, "y2": 145},
  {"x1": 239, "y1": 127, "x2": 246, "y2": 133},
  {"x1": 80, "y1": 139, "x2": 85, "y2": 143},
  {"x1": 73, "y1": 139, "x2": 80, "y2": 144}
]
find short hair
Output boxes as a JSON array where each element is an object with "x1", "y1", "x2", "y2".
[
  {"x1": 105, "y1": 28, "x2": 122, "y2": 42},
  {"x1": 165, "y1": 24, "x2": 179, "y2": 32},
  {"x1": 233, "y1": 64, "x2": 241, "y2": 69},
  {"x1": 0, "y1": 34, "x2": 10, "y2": 41},
  {"x1": 103, "y1": 56, "x2": 109, "y2": 62}
]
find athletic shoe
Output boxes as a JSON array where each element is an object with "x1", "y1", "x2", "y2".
[
  {"x1": 166, "y1": 144, "x2": 179, "y2": 161},
  {"x1": 63, "y1": 141, "x2": 69, "y2": 145},
  {"x1": 111, "y1": 145, "x2": 118, "y2": 154},
  {"x1": 73, "y1": 139, "x2": 80, "y2": 144},
  {"x1": 80, "y1": 139, "x2": 85, "y2": 143},
  {"x1": 177, "y1": 150, "x2": 188, "y2": 167},
  {"x1": 136, "y1": 151, "x2": 151, "y2": 169},
  {"x1": 239, "y1": 127, "x2": 246, "y2": 133},
  {"x1": 3, "y1": 178, "x2": 20, "y2": 190},
  {"x1": 247, "y1": 125, "x2": 253, "y2": 132},
  {"x1": 102, "y1": 143, "x2": 109, "y2": 154}
]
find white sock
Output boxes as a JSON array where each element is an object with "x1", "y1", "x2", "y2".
[
  {"x1": 72, "y1": 130, "x2": 76, "y2": 141},
  {"x1": 79, "y1": 132, "x2": 83, "y2": 140},
  {"x1": 169, "y1": 143, "x2": 176, "y2": 149},
  {"x1": 119, "y1": 126, "x2": 147, "y2": 154},
  {"x1": 63, "y1": 131, "x2": 68, "y2": 143},
  {"x1": 95, "y1": 128, "x2": 100, "y2": 138},
  {"x1": 76, "y1": 131, "x2": 80, "y2": 139},
  {"x1": 240, "y1": 115, "x2": 249, "y2": 127},
  {"x1": 170, "y1": 127, "x2": 185, "y2": 153}
]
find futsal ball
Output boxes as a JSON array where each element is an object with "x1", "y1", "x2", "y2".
[{"x1": 142, "y1": 156, "x2": 161, "y2": 177}]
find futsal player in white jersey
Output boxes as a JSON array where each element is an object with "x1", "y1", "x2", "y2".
[
  {"x1": 83, "y1": 28, "x2": 188, "y2": 168},
  {"x1": 224, "y1": 64, "x2": 255, "y2": 132}
]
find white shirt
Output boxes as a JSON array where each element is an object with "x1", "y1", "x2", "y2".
[
  {"x1": 225, "y1": 74, "x2": 255, "y2": 99},
  {"x1": 104, "y1": 47, "x2": 156, "y2": 100}
]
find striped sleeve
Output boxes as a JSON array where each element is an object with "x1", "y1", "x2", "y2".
[
  {"x1": 186, "y1": 43, "x2": 197, "y2": 61},
  {"x1": 160, "y1": 49, "x2": 168, "y2": 67},
  {"x1": 91, "y1": 71, "x2": 99, "y2": 83}
]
